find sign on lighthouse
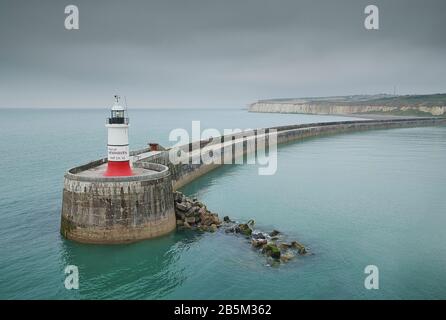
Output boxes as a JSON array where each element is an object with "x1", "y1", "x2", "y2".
[{"x1": 104, "y1": 95, "x2": 133, "y2": 177}]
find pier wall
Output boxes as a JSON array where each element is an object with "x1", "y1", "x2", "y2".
[
  {"x1": 61, "y1": 163, "x2": 176, "y2": 243},
  {"x1": 61, "y1": 117, "x2": 446, "y2": 244},
  {"x1": 138, "y1": 117, "x2": 446, "y2": 190}
]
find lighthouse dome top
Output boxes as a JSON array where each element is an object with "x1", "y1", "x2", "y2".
[
  {"x1": 111, "y1": 95, "x2": 125, "y2": 111},
  {"x1": 107, "y1": 95, "x2": 129, "y2": 125},
  {"x1": 111, "y1": 103, "x2": 125, "y2": 111}
]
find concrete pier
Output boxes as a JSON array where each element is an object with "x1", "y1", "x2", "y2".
[
  {"x1": 61, "y1": 161, "x2": 176, "y2": 243},
  {"x1": 139, "y1": 117, "x2": 446, "y2": 190},
  {"x1": 61, "y1": 117, "x2": 446, "y2": 244}
]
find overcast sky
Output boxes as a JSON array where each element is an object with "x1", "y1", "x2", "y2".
[{"x1": 0, "y1": 0, "x2": 445, "y2": 108}]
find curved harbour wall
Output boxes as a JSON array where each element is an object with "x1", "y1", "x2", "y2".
[
  {"x1": 61, "y1": 163, "x2": 176, "y2": 244},
  {"x1": 141, "y1": 117, "x2": 446, "y2": 190},
  {"x1": 61, "y1": 117, "x2": 446, "y2": 244}
]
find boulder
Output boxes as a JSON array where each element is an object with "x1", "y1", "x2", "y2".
[
  {"x1": 192, "y1": 200, "x2": 204, "y2": 208},
  {"x1": 211, "y1": 214, "x2": 221, "y2": 225},
  {"x1": 269, "y1": 230, "x2": 280, "y2": 237},
  {"x1": 176, "y1": 219, "x2": 184, "y2": 226},
  {"x1": 176, "y1": 202, "x2": 190, "y2": 212},
  {"x1": 236, "y1": 223, "x2": 252, "y2": 236},
  {"x1": 174, "y1": 191, "x2": 184, "y2": 203},
  {"x1": 291, "y1": 241, "x2": 307, "y2": 255},
  {"x1": 185, "y1": 216, "x2": 196, "y2": 224},
  {"x1": 279, "y1": 243, "x2": 292, "y2": 250},
  {"x1": 252, "y1": 232, "x2": 266, "y2": 240},
  {"x1": 223, "y1": 216, "x2": 232, "y2": 223},
  {"x1": 262, "y1": 244, "x2": 281, "y2": 259},
  {"x1": 210, "y1": 224, "x2": 218, "y2": 232},
  {"x1": 175, "y1": 212, "x2": 185, "y2": 220},
  {"x1": 280, "y1": 251, "x2": 295, "y2": 262},
  {"x1": 251, "y1": 238, "x2": 267, "y2": 248},
  {"x1": 183, "y1": 221, "x2": 191, "y2": 229},
  {"x1": 199, "y1": 214, "x2": 213, "y2": 226},
  {"x1": 185, "y1": 207, "x2": 197, "y2": 217}
]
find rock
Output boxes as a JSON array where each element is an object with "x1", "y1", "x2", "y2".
[
  {"x1": 279, "y1": 242, "x2": 292, "y2": 250},
  {"x1": 262, "y1": 244, "x2": 281, "y2": 259},
  {"x1": 291, "y1": 241, "x2": 307, "y2": 255},
  {"x1": 251, "y1": 238, "x2": 267, "y2": 248},
  {"x1": 211, "y1": 214, "x2": 221, "y2": 225},
  {"x1": 237, "y1": 223, "x2": 252, "y2": 236},
  {"x1": 193, "y1": 201, "x2": 204, "y2": 208},
  {"x1": 174, "y1": 191, "x2": 184, "y2": 202},
  {"x1": 185, "y1": 216, "x2": 196, "y2": 224},
  {"x1": 175, "y1": 211, "x2": 185, "y2": 220},
  {"x1": 173, "y1": 193, "x2": 310, "y2": 262},
  {"x1": 280, "y1": 251, "x2": 295, "y2": 262},
  {"x1": 176, "y1": 202, "x2": 190, "y2": 212},
  {"x1": 269, "y1": 229, "x2": 280, "y2": 237},
  {"x1": 185, "y1": 207, "x2": 197, "y2": 217},
  {"x1": 225, "y1": 227, "x2": 236, "y2": 233},
  {"x1": 199, "y1": 214, "x2": 213, "y2": 226},
  {"x1": 252, "y1": 232, "x2": 266, "y2": 240}
]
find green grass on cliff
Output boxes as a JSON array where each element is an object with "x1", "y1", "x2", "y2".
[
  {"x1": 341, "y1": 94, "x2": 446, "y2": 108},
  {"x1": 361, "y1": 109, "x2": 440, "y2": 117},
  {"x1": 260, "y1": 93, "x2": 446, "y2": 108}
]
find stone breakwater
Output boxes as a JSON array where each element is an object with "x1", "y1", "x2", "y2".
[
  {"x1": 61, "y1": 117, "x2": 446, "y2": 243},
  {"x1": 138, "y1": 117, "x2": 446, "y2": 190},
  {"x1": 173, "y1": 191, "x2": 307, "y2": 264},
  {"x1": 61, "y1": 163, "x2": 176, "y2": 244},
  {"x1": 249, "y1": 102, "x2": 446, "y2": 116}
]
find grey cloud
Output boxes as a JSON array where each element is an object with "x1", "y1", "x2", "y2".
[{"x1": 0, "y1": 0, "x2": 445, "y2": 108}]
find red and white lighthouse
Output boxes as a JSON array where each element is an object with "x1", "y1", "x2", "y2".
[{"x1": 104, "y1": 95, "x2": 133, "y2": 177}]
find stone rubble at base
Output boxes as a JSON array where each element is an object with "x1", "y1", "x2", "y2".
[{"x1": 173, "y1": 191, "x2": 308, "y2": 265}]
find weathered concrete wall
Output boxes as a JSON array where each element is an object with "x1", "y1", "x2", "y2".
[
  {"x1": 249, "y1": 102, "x2": 446, "y2": 116},
  {"x1": 61, "y1": 117, "x2": 446, "y2": 244},
  {"x1": 138, "y1": 118, "x2": 446, "y2": 191},
  {"x1": 61, "y1": 163, "x2": 176, "y2": 244}
]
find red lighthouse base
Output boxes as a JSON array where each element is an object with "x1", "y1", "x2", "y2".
[{"x1": 104, "y1": 161, "x2": 133, "y2": 177}]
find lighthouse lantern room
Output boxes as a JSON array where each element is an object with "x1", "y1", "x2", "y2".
[{"x1": 104, "y1": 95, "x2": 133, "y2": 177}]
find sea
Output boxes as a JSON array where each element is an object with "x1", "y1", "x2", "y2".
[{"x1": 1, "y1": 108, "x2": 445, "y2": 299}]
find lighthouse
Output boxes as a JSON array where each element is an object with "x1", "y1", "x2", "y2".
[{"x1": 104, "y1": 95, "x2": 133, "y2": 177}]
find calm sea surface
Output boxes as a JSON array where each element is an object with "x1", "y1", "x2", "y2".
[{"x1": 0, "y1": 108, "x2": 445, "y2": 299}]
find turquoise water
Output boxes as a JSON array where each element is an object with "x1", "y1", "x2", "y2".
[{"x1": 0, "y1": 109, "x2": 445, "y2": 299}]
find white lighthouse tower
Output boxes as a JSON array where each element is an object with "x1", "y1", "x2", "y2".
[{"x1": 104, "y1": 95, "x2": 133, "y2": 177}]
